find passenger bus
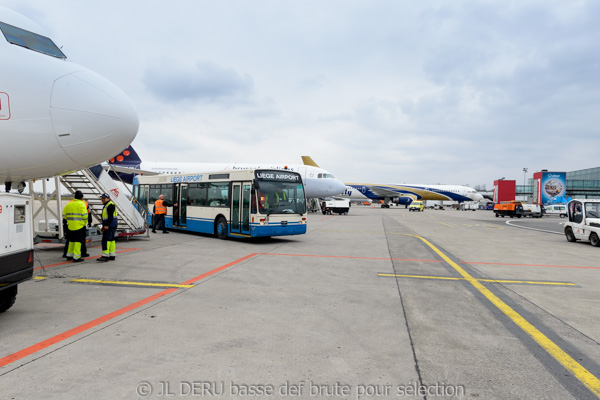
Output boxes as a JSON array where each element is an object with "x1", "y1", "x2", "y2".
[{"x1": 133, "y1": 169, "x2": 307, "y2": 239}]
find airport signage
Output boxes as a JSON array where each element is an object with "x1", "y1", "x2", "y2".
[
  {"x1": 255, "y1": 171, "x2": 301, "y2": 182},
  {"x1": 170, "y1": 174, "x2": 203, "y2": 183},
  {"x1": 534, "y1": 171, "x2": 566, "y2": 204}
]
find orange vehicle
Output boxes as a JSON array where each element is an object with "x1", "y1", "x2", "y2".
[{"x1": 493, "y1": 201, "x2": 524, "y2": 218}]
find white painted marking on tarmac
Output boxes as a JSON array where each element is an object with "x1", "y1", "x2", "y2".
[{"x1": 505, "y1": 220, "x2": 562, "y2": 235}]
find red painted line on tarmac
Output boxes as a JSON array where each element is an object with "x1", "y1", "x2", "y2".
[
  {"x1": 1, "y1": 254, "x2": 258, "y2": 368},
  {"x1": 181, "y1": 253, "x2": 258, "y2": 285},
  {"x1": 319, "y1": 216, "x2": 334, "y2": 221},
  {"x1": 0, "y1": 288, "x2": 177, "y2": 368},
  {"x1": 33, "y1": 248, "x2": 142, "y2": 271}
]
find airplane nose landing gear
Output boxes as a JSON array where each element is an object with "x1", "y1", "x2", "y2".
[{"x1": 4, "y1": 182, "x2": 26, "y2": 193}]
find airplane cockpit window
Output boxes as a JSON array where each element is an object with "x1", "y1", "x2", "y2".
[
  {"x1": 318, "y1": 173, "x2": 323, "y2": 178},
  {"x1": 0, "y1": 21, "x2": 66, "y2": 59},
  {"x1": 323, "y1": 173, "x2": 335, "y2": 179}
]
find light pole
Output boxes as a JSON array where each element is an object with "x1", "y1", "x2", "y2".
[{"x1": 523, "y1": 168, "x2": 528, "y2": 186}]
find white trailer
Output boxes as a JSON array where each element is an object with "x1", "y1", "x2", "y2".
[
  {"x1": 321, "y1": 198, "x2": 350, "y2": 215},
  {"x1": 458, "y1": 201, "x2": 479, "y2": 211},
  {"x1": 563, "y1": 199, "x2": 600, "y2": 246},
  {"x1": 0, "y1": 193, "x2": 34, "y2": 312}
]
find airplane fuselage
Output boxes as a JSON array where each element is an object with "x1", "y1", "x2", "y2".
[
  {"x1": 137, "y1": 162, "x2": 346, "y2": 199},
  {"x1": 0, "y1": 6, "x2": 138, "y2": 186},
  {"x1": 343, "y1": 183, "x2": 484, "y2": 204}
]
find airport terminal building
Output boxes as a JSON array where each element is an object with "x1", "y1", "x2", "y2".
[{"x1": 515, "y1": 167, "x2": 600, "y2": 202}]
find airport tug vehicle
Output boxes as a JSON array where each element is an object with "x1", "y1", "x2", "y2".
[
  {"x1": 0, "y1": 194, "x2": 34, "y2": 312},
  {"x1": 563, "y1": 199, "x2": 600, "y2": 247}
]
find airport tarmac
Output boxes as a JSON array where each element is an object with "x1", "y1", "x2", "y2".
[{"x1": 1, "y1": 207, "x2": 599, "y2": 399}]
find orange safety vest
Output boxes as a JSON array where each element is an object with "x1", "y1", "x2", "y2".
[{"x1": 155, "y1": 199, "x2": 167, "y2": 214}]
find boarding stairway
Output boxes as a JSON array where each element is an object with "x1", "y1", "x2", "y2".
[{"x1": 59, "y1": 166, "x2": 146, "y2": 237}]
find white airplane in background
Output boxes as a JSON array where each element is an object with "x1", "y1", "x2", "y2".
[
  {"x1": 106, "y1": 147, "x2": 346, "y2": 199},
  {"x1": 342, "y1": 183, "x2": 484, "y2": 207},
  {"x1": 0, "y1": 6, "x2": 139, "y2": 192},
  {"x1": 297, "y1": 156, "x2": 484, "y2": 207}
]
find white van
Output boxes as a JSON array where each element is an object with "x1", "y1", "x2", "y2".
[
  {"x1": 545, "y1": 204, "x2": 568, "y2": 218},
  {"x1": 522, "y1": 204, "x2": 543, "y2": 218}
]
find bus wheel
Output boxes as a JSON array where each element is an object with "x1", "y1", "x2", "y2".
[
  {"x1": 590, "y1": 232, "x2": 600, "y2": 247},
  {"x1": 0, "y1": 286, "x2": 17, "y2": 313},
  {"x1": 565, "y1": 227, "x2": 576, "y2": 242},
  {"x1": 215, "y1": 217, "x2": 228, "y2": 240}
]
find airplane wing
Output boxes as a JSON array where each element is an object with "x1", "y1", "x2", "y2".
[
  {"x1": 346, "y1": 184, "x2": 421, "y2": 200},
  {"x1": 368, "y1": 185, "x2": 405, "y2": 198}
]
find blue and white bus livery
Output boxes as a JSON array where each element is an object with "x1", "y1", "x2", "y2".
[{"x1": 133, "y1": 169, "x2": 307, "y2": 239}]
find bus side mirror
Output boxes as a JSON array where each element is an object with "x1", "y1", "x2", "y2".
[{"x1": 254, "y1": 181, "x2": 260, "y2": 190}]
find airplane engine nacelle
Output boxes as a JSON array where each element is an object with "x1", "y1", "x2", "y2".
[{"x1": 395, "y1": 197, "x2": 414, "y2": 205}]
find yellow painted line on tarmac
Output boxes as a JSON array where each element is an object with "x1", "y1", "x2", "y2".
[
  {"x1": 33, "y1": 276, "x2": 48, "y2": 280},
  {"x1": 405, "y1": 234, "x2": 600, "y2": 397},
  {"x1": 71, "y1": 278, "x2": 194, "y2": 289},
  {"x1": 440, "y1": 222, "x2": 455, "y2": 228},
  {"x1": 484, "y1": 224, "x2": 503, "y2": 229},
  {"x1": 378, "y1": 273, "x2": 576, "y2": 286}
]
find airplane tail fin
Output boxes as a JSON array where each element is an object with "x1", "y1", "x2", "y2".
[
  {"x1": 107, "y1": 146, "x2": 142, "y2": 184},
  {"x1": 301, "y1": 156, "x2": 320, "y2": 168},
  {"x1": 109, "y1": 146, "x2": 142, "y2": 168}
]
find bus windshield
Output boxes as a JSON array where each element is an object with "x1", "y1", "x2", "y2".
[{"x1": 256, "y1": 181, "x2": 306, "y2": 215}]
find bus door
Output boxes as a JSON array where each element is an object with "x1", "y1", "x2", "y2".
[
  {"x1": 177, "y1": 184, "x2": 188, "y2": 227},
  {"x1": 230, "y1": 181, "x2": 252, "y2": 235}
]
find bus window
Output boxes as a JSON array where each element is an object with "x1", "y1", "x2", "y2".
[
  {"x1": 149, "y1": 185, "x2": 161, "y2": 206},
  {"x1": 242, "y1": 183, "x2": 251, "y2": 231},
  {"x1": 208, "y1": 182, "x2": 228, "y2": 207},
  {"x1": 161, "y1": 184, "x2": 174, "y2": 203},
  {"x1": 189, "y1": 184, "x2": 208, "y2": 206},
  {"x1": 138, "y1": 185, "x2": 149, "y2": 211}
]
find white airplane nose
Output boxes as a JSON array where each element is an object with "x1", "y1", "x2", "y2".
[
  {"x1": 472, "y1": 193, "x2": 484, "y2": 201},
  {"x1": 51, "y1": 70, "x2": 139, "y2": 165},
  {"x1": 331, "y1": 179, "x2": 346, "y2": 196}
]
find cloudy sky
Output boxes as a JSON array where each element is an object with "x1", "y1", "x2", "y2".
[{"x1": 4, "y1": 1, "x2": 600, "y2": 188}]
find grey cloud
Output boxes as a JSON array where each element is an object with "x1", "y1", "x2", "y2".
[{"x1": 141, "y1": 58, "x2": 254, "y2": 103}]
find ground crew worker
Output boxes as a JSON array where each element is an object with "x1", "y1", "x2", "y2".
[
  {"x1": 63, "y1": 190, "x2": 88, "y2": 263},
  {"x1": 62, "y1": 199, "x2": 92, "y2": 258},
  {"x1": 152, "y1": 194, "x2": 177, "y2": 233},
  {"x1": 274, "y1": 190, "x2": 288, "y2": 203},
  {"x1": 97, "y1": 193, "x2": 118, "y2": 262},
  {"x1": 265, "y1": 190, "x2": 287, "y2": 208}
]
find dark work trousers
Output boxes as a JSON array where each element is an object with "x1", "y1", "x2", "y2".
[{"x1": 153, "y1": 214, "x2": 167, "y2": 232}]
